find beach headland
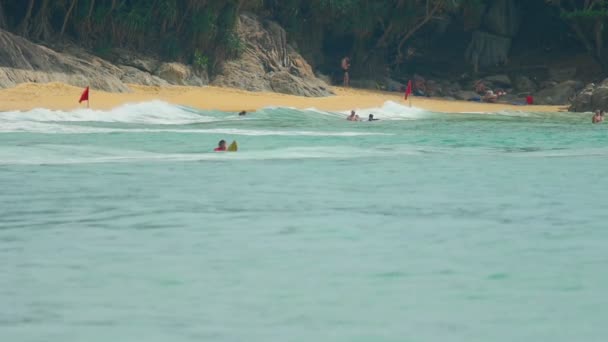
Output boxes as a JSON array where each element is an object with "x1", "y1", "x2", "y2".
[{"x1": 0, "y1": 82, "x2": 563, "y2": 114}]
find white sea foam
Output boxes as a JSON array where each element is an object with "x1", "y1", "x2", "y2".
[
  {"x1": 0, "y1": 122, "x2": 390, "y2": 136},
  {"x1": 340, "y1": 101, "x2": 430, "y2": 120},
  {"x1": 0, "y1": 100, "x2": 216, "y2": 125}
]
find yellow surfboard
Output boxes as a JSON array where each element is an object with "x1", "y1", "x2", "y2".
[{"x1": 227, "y1": 140, "x2": 238, "y2": 152}]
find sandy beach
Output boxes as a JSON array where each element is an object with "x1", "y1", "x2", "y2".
[{"x1": 0, "y1": 82, "x2": 563, "y2": 113}]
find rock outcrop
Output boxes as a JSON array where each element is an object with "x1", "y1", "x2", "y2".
[
  {"x1": 465, "y1": 0, "x2": 521, "y2": 71},
  {"x1": 512, "y1": 75, "x2": 537, "y2": 94},
  {"x1": 156, "y1": 62, "x2": 207, "y2": 86},
  {"x1": 212, "y1": 14, "x2": 333, "y2": 97},
  {"x1": 0, "y1": 29, "x2": 208, "y2": 91},
  {"x1": 533, "y1": 80, "x2": 582, "y2": 105},
  {"x1": 0, "y1": 29, "x2": 130, "y2": 92},
  {"x1": 569, "y1": 79, "x2": 608, "y2": 112}
]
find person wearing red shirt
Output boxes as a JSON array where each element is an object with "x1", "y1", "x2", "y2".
[{"x1": 214, "y1": 140, "x2": 227, "y2": 152}]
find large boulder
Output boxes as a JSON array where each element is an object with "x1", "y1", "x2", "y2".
[
  {"x1": 212, "y1": 14, "x2": 333, "y2": 97},
  {"x1": 534, "y1": 80, "x2": 582, "y2": 105},
  {"x1": 569, "y1": 79, "x2": 608, "y2": 112},
  {"x1": 455, "y1": 90, "x2": 480, "y2": 101},
  {"x1": 155, "y1": 62, "x2": 207, "y2": 86},
  {"x1": 512, "y1": 75, "x2": 537, "y2": 94},
  {"x1": 119, "y1": 65, "x2": 168, "y2": 86},
  {"x1": 484, "y1": 74, "x2": 511, "y2": 88}
]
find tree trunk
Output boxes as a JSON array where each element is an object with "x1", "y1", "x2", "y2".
[
  {"x1": 395, "y1": 0, "x2": 443, "y2": 64},
  {"x1": 595, "y1": 18, "x2": 603, "y2": 60},
  {"x1": 0, "y1": 1, "x2": 6, "y2": 29},
  {"x1": 32, "y1": 0, "x2": 53, "y2": 41},
  {"x1": 19, "y1": 0, "x2": 36, "y2": 37},
  {"x1": 86, "y1": 0, "x2": 96, "y2": 32},
  {"x1": 61, "y1": 0, "x2": 79, "y2": 37}
]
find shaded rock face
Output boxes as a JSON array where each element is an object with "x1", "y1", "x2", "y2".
[
  {"x1": 512, "y1": 75, "x2": 537, "y2": 94},
  {"x1": 212, "y1": 14, "x2": 333, "y2": 97},
  {"x1": 569, "y1": 79, "x2": 608, "y2": 112},
  {"x1": 483, "y1": 0, "x2": 521, "y2": 37},
  {"x1": 119, "y1": 65, "x2": 167, "y2": 87},
  {"x1": 534, "y1": 80, "x2": 582, "y2": 105},
  {"x1": 0, "y1": 29, "x2": 208, "y2": 91},
  {"x1": 465, "y1": 31, "x2": 511, "y2": 71},
  {"x1": 466, "y1": 0, "x2": 521, "y2": 71},
  {"x1": 484, "y1": 74, "x2": 511, "y2": 88},
  {"x1": 549, "y1": 66, "x2": 577, "y2": 82}
]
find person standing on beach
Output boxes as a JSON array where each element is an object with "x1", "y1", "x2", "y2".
[{"x1": 341, "y1": 57, "x2": 351, "y2": 87}]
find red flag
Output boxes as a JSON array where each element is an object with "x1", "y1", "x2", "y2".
[
  {"x1": 79, "y1": 86, "x2": 89, "y2": 104},
  {"x1": 404, "y1": 80, "x2": 412, "y2": 100}
]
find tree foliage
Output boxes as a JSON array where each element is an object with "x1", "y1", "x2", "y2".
[
  {"x1": 547, "y1": 0, "x2": 608, "y2": 67},
  {"x1": 1, "y1": 0, "x2": 263, "y2": 69},
  {"x1": 2, "y1": 0, "x2": 606, "y2": 76}
]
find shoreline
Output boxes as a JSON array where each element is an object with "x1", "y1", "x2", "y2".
[{"x1": 0, "y1": 82, "x2": 565, "y2": 113}]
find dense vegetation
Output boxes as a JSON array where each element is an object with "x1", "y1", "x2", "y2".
[{"x1": 1, "y1": 0, "x2": 608, "y2": 78}]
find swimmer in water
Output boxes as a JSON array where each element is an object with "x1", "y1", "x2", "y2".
[
  {"x1": 214, "y1": 140, "x2": 227, "y2": 152},
  {"x1": 368, "y1": 114, "x2": 379, "y2": 121},
  {"x1": 238, "y1": 111, "x2": 247, "y2": 116},
  {"x1": 347, "y1": 110, "x2": 361, "y2": 121},
  {"x1": 592, "y1": 110, "x2": 602, "y2": 124}
]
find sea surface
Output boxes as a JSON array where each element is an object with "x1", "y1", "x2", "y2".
[{"x1": 1, "y1": 101, "x2": 607, "y2": 342}]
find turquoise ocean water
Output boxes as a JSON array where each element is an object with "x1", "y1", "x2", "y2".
[{"x1": 1, "y1": 100, "x2": 607, "y2": 341}]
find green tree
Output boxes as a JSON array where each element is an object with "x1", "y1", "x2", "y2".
[{"x1": 547, "y1": 0, "x2": 608, "y2": 70}]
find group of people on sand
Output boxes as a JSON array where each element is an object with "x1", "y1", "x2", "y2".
[
  {"x1": 473, "y1": 80, "x2": 508, "y2": 103},
  {"x1": 592, "y1": 110, "x2": 605, "y2": 124},
  {"x1": 347, "y1": 110, "x2": 379, "y2": 122}
]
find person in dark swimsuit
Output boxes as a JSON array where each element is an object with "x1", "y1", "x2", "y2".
[{"x1": 341, "y1": 57, "x2": 351, "y2": 87}]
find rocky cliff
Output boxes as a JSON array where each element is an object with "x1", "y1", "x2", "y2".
[
  {"x1": 212, "y1": 14, "x2": 333, "y2": 97},
  {"x1": 0, "y1": 14, "x2": 332, "y2": 97}
]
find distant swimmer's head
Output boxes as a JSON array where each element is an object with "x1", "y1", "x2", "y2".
[
  {"x1": 239, "y1": 111, "x2": 247, "y2": 116},
  {"x1": 351, "y1": 110, "x2": 356, "y2": 116},
  {"x1": 218, "y1": 140, "x2": 226, "y2": 148},
  {"x1": 369, "y1": 114, "x2": 374, "y2": 120}
]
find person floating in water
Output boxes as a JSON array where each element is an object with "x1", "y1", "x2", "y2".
[
  {"x1": 592, "y1": 110, "x2": 604, "y2": 124},
  {"x1": 214, "y1": 140, "x2": 238, "y2": 152},
  {"x1": 368, "y1": 114, "x2": 379, "y2": 121},
  {"x1": 214, "y1": 140, "x2": 227, "y2": 151},
  {"x1": 238, "y1": 111, "x2": 247, "y2": 116},
  {"x1": 347, "y1": 110, "x2": 360, "y2": 121},
  {"x1": 341, "y1": 57, "x2": 351, "y2": 87}
]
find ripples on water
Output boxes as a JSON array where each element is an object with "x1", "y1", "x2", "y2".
[{"x1": 1, "y1": 101, "x2": 608, "y2": 342}]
